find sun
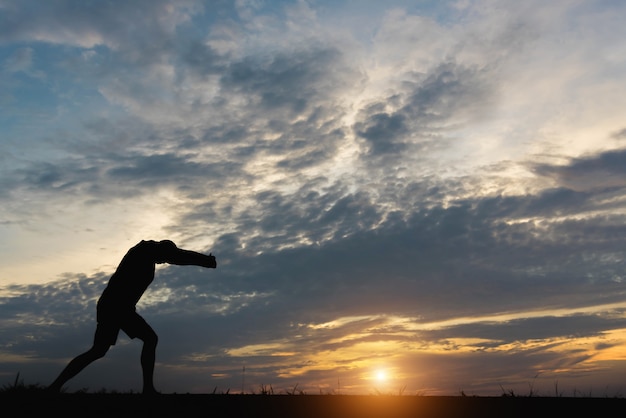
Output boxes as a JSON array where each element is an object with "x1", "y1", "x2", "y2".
[{"x1": 374, "y1": 369, "x2": 388, "y2": 383}]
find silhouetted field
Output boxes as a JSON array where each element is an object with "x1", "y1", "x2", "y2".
[{"x1": 4, "y1": 393, "x2": 625, "y2": 418}]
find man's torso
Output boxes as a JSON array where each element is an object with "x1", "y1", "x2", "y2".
[{"x1": 98, "y1": 241, "x2": 160, "y2": 308}]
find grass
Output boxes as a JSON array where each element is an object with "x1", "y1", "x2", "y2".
[
  {"x1": 1, "y1": 372, "x2": 624, "y2": 398},
  {"x1": 2, "y1": 374, "x2": 625, "y2": 418},
  {"x1": 0, "y1": 372, "x2": 47, "y2": 393}
]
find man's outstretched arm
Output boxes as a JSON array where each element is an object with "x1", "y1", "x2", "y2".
[{"x1": 167, "y1": 248, "x2": 217, "y2": 268}]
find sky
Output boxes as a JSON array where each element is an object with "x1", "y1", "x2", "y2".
[{"x1": 1, "y1": 0, "x2": 626, "y2": 396}]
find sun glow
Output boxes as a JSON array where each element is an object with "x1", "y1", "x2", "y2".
[{"x1": 374, "y1": 369, "x2": 389, "y2": 383}]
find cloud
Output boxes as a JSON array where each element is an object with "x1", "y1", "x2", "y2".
[
  {"x1": 612, "y1": 128, "x2": 626, "y2": 140},
  {"x1": 106, "y1": 153, "x2": 241, "y2": 190},
  {"x1": 3, "y1": 187, "x2": 626, "y2": 392},
  {"x1": 353, "y1": 60, "x2": 494, "y2": 166},
  {"x1": 0, "y1": 0, "x2": 200, "y2": 50},
  {"x1": 223, "y1": 47, "x2": 348, "y2": 113},
  {"x1": 532, "y1": 148, "x2": 626, "y2": 192}
]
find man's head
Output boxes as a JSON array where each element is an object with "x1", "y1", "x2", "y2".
[{"x1": 155, "y1": 240, "x2": 178, "y2": 263}]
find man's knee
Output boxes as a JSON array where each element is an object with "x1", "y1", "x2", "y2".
[
  {"x1": 141, "y1": 330, "x2": 158, "y2": 347},
  {"x1": 90, "y1": 344, "x2": 110, "y2": 359}
]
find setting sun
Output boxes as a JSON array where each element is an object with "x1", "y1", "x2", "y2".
[{"x1": 374, "y1": 369, "x2": 388, "y2": 383}]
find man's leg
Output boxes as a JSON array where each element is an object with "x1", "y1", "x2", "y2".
[
  {"x1": 124, "y1": 312, "x2": 159, "y2": 394},
  {"x1": 139, "y1": 330, "x2": 158, "y2": 394},
  {"x1": 48, "y1": 342, "x2": 110, "y2": 392}
]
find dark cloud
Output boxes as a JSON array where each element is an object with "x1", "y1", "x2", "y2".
[
  {"x1": 0, "y1": 148, "x2": 245, "y2": 207},
  {"x1": 425, "y1": 313, "x2": 626, "y2": 343},
  {"x1": 106, "y1": 153, "x2": 238, "y2": 187},
  {"x1": 612, "y1": 128, "x2": 626, "y2": 140},
  {"x1": 176, "y1": 170, "x2": 626, "y2": 324},
  {"x1": 532, "y1": 148, "x2": 626, "y2": 191},
  {"x1": 16, "y1": 162, "x2": 99, "y2": 192},
  {"x1": 354, "y1": 61, "x2": 493, "y2": 158},
  {"x1": 177, "y1": 39, "x2": 225, "y2": 78},
  {"x1": 222, "y1": 47, "x2": 356, "y2": 116},
  {"x1": 355, "y1": 110, "x2": 408, "y2": 154},
  {"x1": 0, "y1": 0, "x2": 198, "y2": 52}
]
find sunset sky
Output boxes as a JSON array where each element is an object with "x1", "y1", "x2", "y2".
[{"x1": 2, "y1": 0, "x2": 626, "y2": 396}]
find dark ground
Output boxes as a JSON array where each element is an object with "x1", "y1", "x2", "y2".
[{"x1": 4, "y1": 393, "x2": 625, "y2": 418}]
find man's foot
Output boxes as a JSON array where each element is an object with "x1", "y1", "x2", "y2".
[
  {"x1": 46, "y1": 384, "x2": 62, "y2": 394},
  {"x1": 142, "y1": 387, "x2": 161, "y2": 396}
]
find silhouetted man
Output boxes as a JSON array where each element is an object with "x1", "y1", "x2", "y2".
[{"x1": 48, "y1": 240, "x2": 217, "y2": 395}]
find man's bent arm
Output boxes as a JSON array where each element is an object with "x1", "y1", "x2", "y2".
[{"x1": 167, "y1": 249, "x2": 217, "y2": 268}]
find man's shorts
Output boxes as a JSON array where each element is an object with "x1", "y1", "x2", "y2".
[{"x1": 95, "y1": 303, "x2": 154, "y2": 346}]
